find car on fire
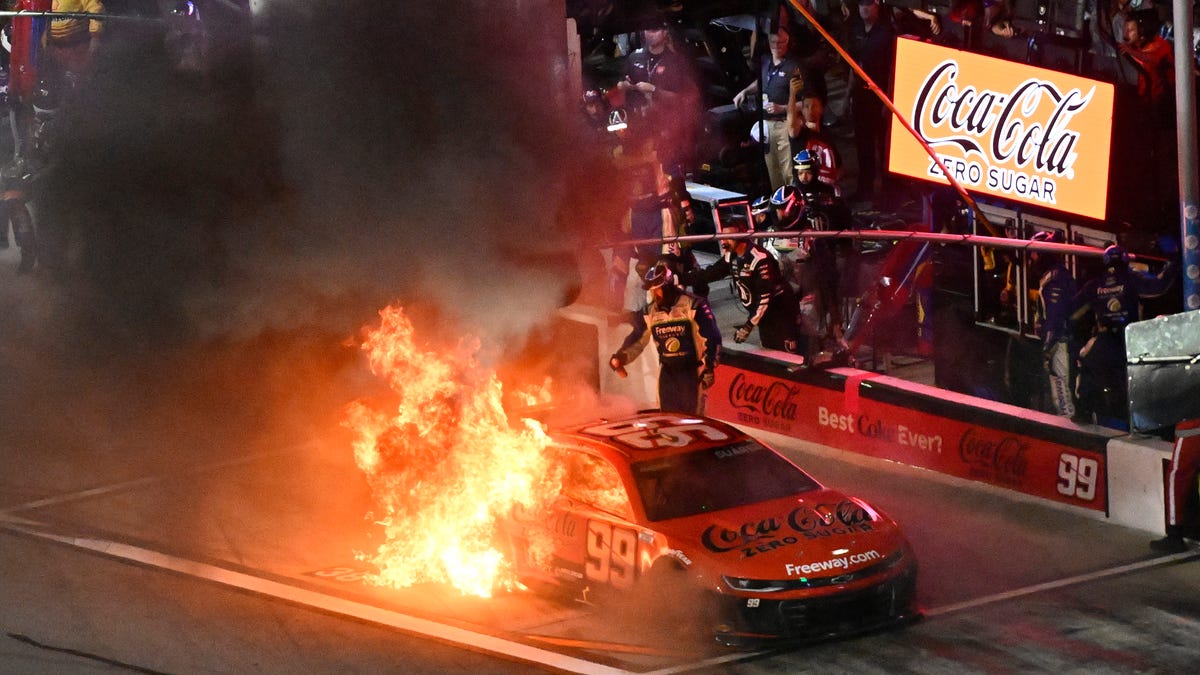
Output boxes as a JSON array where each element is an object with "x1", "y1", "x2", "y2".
[{"x1": 501, "y1": 412, "x2": 919, "y2": 645}]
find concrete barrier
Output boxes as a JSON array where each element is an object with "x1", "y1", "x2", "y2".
[{"x1": 561, "y1": 303, "x2": 1174, "y2": 535}]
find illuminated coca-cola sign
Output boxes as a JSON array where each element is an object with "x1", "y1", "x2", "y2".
[{"x1": 888, "y1": 38, "x2": 1114, "y2": 220}]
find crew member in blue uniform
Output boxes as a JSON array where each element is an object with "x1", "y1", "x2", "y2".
[
  {"x1": 1029, "y1": 230, "x2": 1077, "y2": 416},
  {"x1": 1074, "y1": 244, "x2": 1176, "y2": 428},
  {"x1": 610, "y1": 261, "x2": 721, "y2": 414}
]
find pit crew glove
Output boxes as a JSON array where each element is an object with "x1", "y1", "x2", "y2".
[
  {"x1": 734, "y1": 322, "x2": 754, "y2": 343},
  {"x1": 699, "y1": 368, "x2": 715, "y2": 389},
  {"x1": 609, "y1": 354, "x2": 628, "y2": 378}
]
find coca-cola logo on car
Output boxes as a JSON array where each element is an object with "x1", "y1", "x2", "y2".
[
  {"x1": 700, "y1": 500, "x2": 874, "y2": 557},
  {"x1": 958, "y1": 427, "x2": 1029, "y2": 486}
]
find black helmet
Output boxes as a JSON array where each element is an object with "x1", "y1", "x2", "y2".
[
  {"x1": 1103, "y1": 244, "x2": 1129, "y2": 268},
  {"x1": 642, "y1": 261, "x2": 676, "y2": 290}
]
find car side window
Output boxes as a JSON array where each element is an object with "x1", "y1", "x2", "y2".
[{"x1": 558, "y1": 450, "x2": 633, "y2": 521}]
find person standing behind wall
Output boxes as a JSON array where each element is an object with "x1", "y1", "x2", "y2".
[
  {"x1": 684, "y1": 218, "x2": 800, "y2": 355},
  {"x1": 1073, "y1": 244, "x2": 1177, "y2": 429},
  {"x1": 844, "y1": 0, "x2": 896, "y2": 207},
  {"x1": 733, "y1": 26, "x2": 803, "y2": 195},
  {"x1": 615, "y1": 16, "x2": 700, "y2": 180},
  {"x1": 1028, "y1": 231, "x2": 1078, "y2": 417}
]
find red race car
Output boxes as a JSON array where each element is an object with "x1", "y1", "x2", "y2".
[{"x1": 502, "y1": 412, "x2": 919, "y2": 646}]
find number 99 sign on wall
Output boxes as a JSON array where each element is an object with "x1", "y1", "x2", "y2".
[{"x1": 887, "y1": 38, "x2": 1115, "y2": 221}]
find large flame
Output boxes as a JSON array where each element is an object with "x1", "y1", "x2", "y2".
[{"x1": 344, "y1": 305, "x2": 562, "y2": 597}]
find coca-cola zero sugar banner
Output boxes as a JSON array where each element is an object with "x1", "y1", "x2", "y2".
[{"x1": 888, "y1": 38, "x2": 1115, "y2": 220}]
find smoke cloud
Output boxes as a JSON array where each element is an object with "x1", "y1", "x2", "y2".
[
  {"x1": 0, "y1": 0, "x2": 625, "y2": 484},
  {"x1": 18, "y1": 0, "x2": 618, "y2": 357}
]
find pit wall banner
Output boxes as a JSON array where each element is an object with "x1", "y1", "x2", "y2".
[
  {"x1": 888, "y1": 37, "x2": 1115, "y2": 221},
  {"x1": 706, "y1": 365, "x2": 1108, "y2": 512}
]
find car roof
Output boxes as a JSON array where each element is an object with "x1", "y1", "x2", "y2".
[{"x1": 551, "y1": 412, "x2": 749, "y2": 464}]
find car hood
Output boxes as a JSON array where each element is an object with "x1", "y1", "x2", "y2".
[{"x1": 654, "y1": 487, "x2": 910, "y2": 581}]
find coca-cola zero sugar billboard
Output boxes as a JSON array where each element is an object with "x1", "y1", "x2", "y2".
[{"x1": 888, "y1": 38, "x2": 1114, "y2": 220}]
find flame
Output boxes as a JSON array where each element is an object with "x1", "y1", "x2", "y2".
[{"x1": 343, "y1": 305, "x2": 562, "y2": 597}]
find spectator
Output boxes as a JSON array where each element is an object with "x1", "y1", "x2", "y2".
[
  {"x1": 846, "y1": 0, "x2": 897, "y2": 207},
  {"x1": 1028, "y1": 231, "x2": 1078, "y2": 417},
  {"x1": 891, "y1": 4, "x2": 942, "y2": 41},
  {"x1": 1119, "y1": 10, "x2": 1175, "y2": 124},
  {"x1": 610, "y1": 261, "x2": 722, "y2": 414},
  {"x1": 684, "y1": 218, "x2": 801, "y2": 354},
  {"x1": 1073, "y1": 244, "x2": 1177, "y2": 428},
  {"x1": 787, "y1": 73, "x2": 843, "y2": 196},
  {"x1": 615, "y1": 17, "x2": 701, "y2": 178},
  {"x1": 733, "y1": 26, "x2": 804, "y2": 194}
]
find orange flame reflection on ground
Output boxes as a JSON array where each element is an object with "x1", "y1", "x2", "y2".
[{"x1": 344, "y1": 305, "x2": 562, "y2": 598}]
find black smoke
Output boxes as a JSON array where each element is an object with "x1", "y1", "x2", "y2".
[
  {"x1": 26, "y1": 0, "x2": 617, "y2": 356},
  {"x1": 0, "y1": 0, "x2": 625, "y2": 472}
]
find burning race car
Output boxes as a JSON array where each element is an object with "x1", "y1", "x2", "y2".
[{"x1": 500, "y1": 412, "x2": 919, "y2": 646}]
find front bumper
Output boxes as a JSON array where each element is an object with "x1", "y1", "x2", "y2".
[{"x1": 712, "y1": 564, "x2": 919, "y2": 647}]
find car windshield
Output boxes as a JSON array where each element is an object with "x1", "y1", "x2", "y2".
[{"x1": 631, "y1": 440, "x2": 819, "y2": 522}]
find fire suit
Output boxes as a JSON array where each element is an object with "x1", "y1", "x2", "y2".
[
  {"x1": 1075, "y1": 260, "x2": 1176, "y2": 426},
  {"x1": 612, "y1": 286, "x2": 721, "y2": 414},
  {"x1": 687, "y1": 242, "x2": 799, "y2": 353},
  {"x1": 1034, "y1": 262, "x2": 1077, "y2": 416}
]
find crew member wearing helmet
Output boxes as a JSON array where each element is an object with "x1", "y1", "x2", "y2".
[
  {"x1": 1028, "y1": 230, "x2": 1077, "y2": 416},
  {"x1": 792, "y1": 150, "x2": 850, "y2": 348},
  {"x1": 750, "y1": 194, "x2": 775, "y2": 232},
  {"x1": 1073, "y1": 243, "x2": 1178, "y2": 427},
  {"x1": 791, "y1": 150, "x2": 851, "y2": 230},
  {"x1": 610, "y1": 261, "x2": 721, "y2": 414},
  {"x1": 684, "y1": 218, "x2": 800, "y2": 354}
]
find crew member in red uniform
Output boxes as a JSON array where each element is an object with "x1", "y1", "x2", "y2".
[
  {"x1": 8, "y1": 0, "x2": 51, "y2": 160},
  {"x1": 1151, "y1": 418, "x2": 1200, "y2": 553}
]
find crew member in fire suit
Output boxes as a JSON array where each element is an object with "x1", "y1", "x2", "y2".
[
  {"x1": 1029, "y1": 230, "x2": 1077, "y2": 417},
  {"x1": 1073, "y1": 243, "x2": 1177, "y2": 428},
  {"x1": 610, "y1": 262, "x2": 721, "y2": 414},
  {"x1": 1151, "y1": 418, "x2": 1200, "y2": 553},
  {"x1": 791, "y1": 150, "x2": 850, "y2": 346},
  {"x1": 684, "y1": 218, "x2": 800, "y2": 354}
]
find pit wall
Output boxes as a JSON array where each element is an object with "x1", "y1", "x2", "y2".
[{"x1": 568, "y1": 306, "x2": 1174, "y2": 536}]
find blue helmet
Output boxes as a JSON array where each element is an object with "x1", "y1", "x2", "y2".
[
  {"x1": 751, "y1": 195, "x2": 771, "y2": 215},
  {"x1": 770, "y1": 185, "x2": 797, "y2": 211},
  {"x1": 1103, "y1": 244, "x2": 1129, "y2": 268},
  {"x1": 793, "y1": 149, "x2": 817, "y2": 174}
]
